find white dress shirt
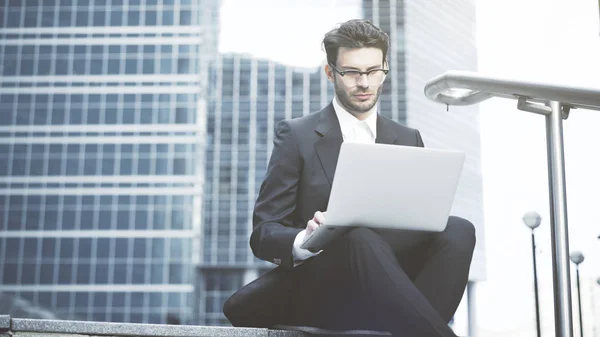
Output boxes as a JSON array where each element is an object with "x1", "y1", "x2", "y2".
[{"x1": 291, "y1": 97, "x2": 378, "y2": 265}]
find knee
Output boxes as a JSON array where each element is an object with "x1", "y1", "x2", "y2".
[
  {"x1": 444, "y1": 216, "x2": 476, "y2": 253},
  {"x1": 333, "y1": 227, "x2": 390, "y2": 254}
]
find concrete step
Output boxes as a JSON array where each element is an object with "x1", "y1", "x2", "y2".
[{"x1": 0, "y1": 315, "x2": 391, "y2": 337}]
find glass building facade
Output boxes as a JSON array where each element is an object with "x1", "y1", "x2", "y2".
[
  {"x1": 199, "y1": 53, "x2": 334, "y2": 324},
  {"x1": 0, "y1": 0, "x2": 218, "y2": 324}
]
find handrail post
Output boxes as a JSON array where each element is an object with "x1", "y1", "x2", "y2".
[{"x1": 546, "y1": 101, "x2": 574, "y2": 337}]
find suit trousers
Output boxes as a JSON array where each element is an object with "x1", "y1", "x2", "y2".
[{"x1": 284, "y1": 216, "x2": 476, "y2": 337}]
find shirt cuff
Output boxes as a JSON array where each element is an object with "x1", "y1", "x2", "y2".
[{"x1": 292, "y1": 229, "x2": 321, "y2": 265}]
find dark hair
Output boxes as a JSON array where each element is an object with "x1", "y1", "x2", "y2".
[{"x1": 322, "y1": 19, "x2": 389, "y2": 66}]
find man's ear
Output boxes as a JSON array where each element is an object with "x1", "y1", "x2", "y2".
[{"x1": 324, "y1": 63, "x2": 334, "y2": 83}]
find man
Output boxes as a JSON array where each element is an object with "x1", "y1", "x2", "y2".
[{"x1": 249, "y1": 19, "x2": 475, "y2": 337}]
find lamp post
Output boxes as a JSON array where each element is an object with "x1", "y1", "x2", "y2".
[
  {"x1": 523, "y1": 211, "x2": 542, "y2": 337},
  {"x1": 570, "y1": 251, "x2": 585, "y2": 337}
]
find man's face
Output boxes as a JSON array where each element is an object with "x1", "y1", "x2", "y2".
[{"x1": 326, "y1": 47, "x2": 385, "y2": 118}]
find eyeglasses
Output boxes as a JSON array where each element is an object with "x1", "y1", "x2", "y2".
[{"x1": 329, "y1": 63, "x2": 389, "y2": 86}]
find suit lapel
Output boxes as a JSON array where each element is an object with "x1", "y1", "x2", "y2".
[
  {"x1": 314, "y1": 106, "x2": 398, "y2": 186},
  {"x1": 375, "y1": 115, "x2": 398, "y2": 145},
  {"x1": 314, "y1": 103, "x2": 343, "y2": 187}
]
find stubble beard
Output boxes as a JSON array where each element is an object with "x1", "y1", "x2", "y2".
[{"x1": 334, "y1": 81, "x2": 383, "y2": 117}]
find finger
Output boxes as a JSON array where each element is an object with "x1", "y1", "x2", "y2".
[
  {"x1": 314, "y1": 211, "x2": 325, "y2": 224},
  {"x1": 307, "y1": 220, "x2": 319, "y2": 231}
]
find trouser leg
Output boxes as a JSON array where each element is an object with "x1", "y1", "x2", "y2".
[
  {"x1": 394, "y1": 216, "x2": 476, "y2": 323},
  {"x1": 288, "y1": 227, "x2": 458, "y2": 337}
]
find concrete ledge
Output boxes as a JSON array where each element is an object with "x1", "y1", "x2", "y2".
[
  {"x1": 7, "y1": 317, "x2": 389, "y2": 337},
  {"x1": 12, "y1": 318, "x2": 270, "y2": 337},
  {"x1": 0, "y1": 315, "x2": 9, "y2": 331}
]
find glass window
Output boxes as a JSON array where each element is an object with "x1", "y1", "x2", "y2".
[
  {"x1": 179, "y1": 10, "x2": 191, "y2": 25},
  {"x1": 76, "y1": 10, "x2": 89, "y2": 26},
  {"x1": 58, "y1": 11, "x2": 72, "y2": 27},
  {"x1": 110, "y1": 11, "x2": 123, "y2": 26},
  {"x1": 93, "y1": 11, "x2": 105, "y2": 26},
  {"x1": 127, "y1": 10, "x2": 139, "y2": 26},
  {"x1": 107, "y1": 59, "x2": 120, "y2": 74},
  {"x1": 161, "y1": 11, "x2": 174, "y2": 25},
  {"x1": 24, "y1": 10, "x2": 39, "y2": 28},
  {"x1": 90, "y1": 59, "x2": 103, "y2": 75},
  {"x1": 145, "y1": 11, "x2": 156, "y2": 25},
  {"x1": 125, "y1": 59, "x2": 137, "y2": 74},
  {"x1": 7, "y1": 11, "x2": 21, "y2": 28}
]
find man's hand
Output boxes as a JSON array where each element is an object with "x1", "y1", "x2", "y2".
[{"x1": 306, "y1": 211, "x2": 327, "y2": 237}]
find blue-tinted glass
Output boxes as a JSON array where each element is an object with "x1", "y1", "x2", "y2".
[
  {"x1": 39, "y1": 264, "x2": 54, "y2": 283},
  {"x1": 41, "y1": 238, "x2": 56, "y2": 256},
  {"x1": 29, "y1": 158, "x2": 44, "y2": 175},
  {"x1": 179, "y1": 10, "x2": 191, "y2": 25},
  {"x1": 58, "y1": 11, "x2": 71, "y2": 26},
  {"x1": 95, "y1": 263, "x2": 109, "y2": 284},
  {"x1": 93, "y1": 11, "x2": 105, "y2": 26},
  {"x1": 98, "y1": 210, "x2": 111, "y2": 229},
  {"x1": 20, "y1": 59, "x2": 34, "y2": 75},
  {"x1": 104, "y1": 108, "x2": 117, "y2": 124},
  {"x1": 120, "y1": 158, "x2": 132, "y2": 175},
  {"x1": 11, "y1": 158, "x2": 26, "y2": 175},
  {"x1": 38, "y1": 59, "x2": 52, "y2": 75},
  {"x1": 83, "y1": 158, "x2": 96, "y2": 175},
  {"x1": 5, "y1": 239, "x2": 20, "y2": 259},
  {"x1": 145, "y1": 11, "x2": 156, "y2": 25},
  {"x1": 44, "y1": 210, "x2": 58, "y2": 229},
  {"x1": 76, "y1": 264, "x2": 90, "y2": 283},
  {"x1": 58, "y1": 263, "x2": 73, "y2": 284},
  {"x1": 155, "y1": 158, "x2": 168, "y2": 175},
  {"x1": 55, "y1": 60, "x2": 69, "y2": 75},
  {"x1": 41, "y1": 10, "x2": 55, "y2": 27},
  {"x1": 96, "y1": 238, "x2": 110, "y2": 258},
  {"x1": 110, "y1": 10, "x2": 123, "y2": 26},
  {"x1": 162, "y1": 11, "x2": 173, "y2": 25},
  {"x1": 60, "y1": 238, "x2": 74, "y2": 258},
  {"x1": 137, "y1": 158, "x2": 150, "y2": 175},
  {"x1": 1, "y1": 60, "x2": 17, "y2": 75},
  {"x1": 116, "y1": 210, "x2": 128, "y2": 229},
  {"x1": 101, "y1": 159, "x2": 114, "y2": 175},
  {"x1": 134, "y1": 210, "x2": 147, "y2": 229},
  {"x1": 142, "y1": 59, "x2": 154, "y2": 74},
  {"x1": 127, "y1": 10, "x2": 139, "y2": 26},
  {"x1": 24, "y1": 10, "x2": 38, "y2": 27},
  {"x1": 7, "y1": 11, "x2": 21, "y2": 28},
  {"x1": 48, "y1": 158, "x2": 62, "y2": 175},
  {"x1": 173, "y1": 158, "x2": 186, "y2": 175},
  {"x1": 23, "y1": 238, "x2": 38, "y2": 259},
  {"x1": 75, "y1": 10, "x2": 88, "y2": 26},
  {"x1": 177, "y1": 58, "x2": 189, "y2": 74},
  {"x1": 160, "y1": 59, "x2": 172, "y2": 74},
  {"x1": 73, "y1": 59, "x2": 85, "y2": 75},
  {"x1": 125, "y1": 59, "x2": 137, "y2": 74},
  {"x1": 107, "y1": 59, "x2": 120, "y2": 74},
  {"x1": 90, "y1": 59, "x2": 103, "y2": 74},
  {"x1": 80, "y1": 210, "x2": 94, "y2": 229},
  {"x1": 3, "y1": 263, "x2": 18, "y2": 284},
  {"x1": 87, "y1": 108, "x2": 100, "y2": 124}
]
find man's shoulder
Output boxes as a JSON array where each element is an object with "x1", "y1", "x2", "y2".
[
  {"x1": 377, "y1": 113, "x2": 420, "y2": 134},
  {"x1": 276, "y1": 107, "x2": 327, "y2": 131}
]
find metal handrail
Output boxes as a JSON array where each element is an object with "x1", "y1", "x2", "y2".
[
  {"x1": 424, "y1": 70, "x2": 600, "y2": 337},
  {"x1": 425, "y1": 70, "x2": 600, "y2": 111}
]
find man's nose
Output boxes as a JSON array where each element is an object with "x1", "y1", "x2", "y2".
[{"x1": 356, "y1": 73, "x2": 370, "y2": 88}]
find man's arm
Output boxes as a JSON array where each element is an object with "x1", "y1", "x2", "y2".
[{"x1": 250, "y1": 120, "x2": 304, "y2": 269}]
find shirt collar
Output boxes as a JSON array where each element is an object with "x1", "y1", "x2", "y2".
[{"x1": 332, "y1": 96, "x2": 378, "y2": 139}]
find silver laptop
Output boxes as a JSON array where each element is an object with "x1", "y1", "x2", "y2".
[{"x1": 300, "y1": 142, "x2": 466, "y2": 252}]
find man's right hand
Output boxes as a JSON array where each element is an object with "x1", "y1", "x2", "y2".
[{"x1": 306, "y1": 211, "x2": 327, "y2": 237}]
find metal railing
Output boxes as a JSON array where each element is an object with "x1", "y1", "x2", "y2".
[{"x1": 424, "y1": 70, "x2": 600, "y2": 337}]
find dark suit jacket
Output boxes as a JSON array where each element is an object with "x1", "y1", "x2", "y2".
[{"x1": 250, "y1": 103, "x2": 425, "y2": 269}]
